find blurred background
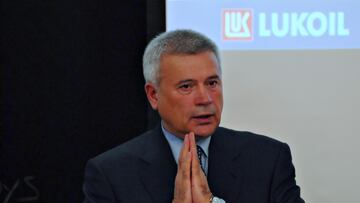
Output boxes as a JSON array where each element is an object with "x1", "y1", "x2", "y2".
[{"x1": 167, "y1": 1, "x2": 360, "y2": 202}]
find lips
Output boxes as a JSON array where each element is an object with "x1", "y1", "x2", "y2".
[
  {"x1": 193, "y1": 114, "x2": 213, "y2": 118},
  {"x1": 192, "y1": 113, "x2": 214, "y2": 123}
]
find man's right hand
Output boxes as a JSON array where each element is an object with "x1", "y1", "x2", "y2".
[
  {"x1": 173, "y1": 134, "x2": 192, "y2": 203},
  {"x1": 188, "y1": 133, "x2": 212, "y2": 203}
]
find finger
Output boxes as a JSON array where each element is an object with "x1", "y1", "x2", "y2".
[
  {"x1": 189, "y1": 132, "x2": 201, "y2": 175},
  {"x1": 187, "y1": 133, "x2": 212, "y2": 202},
  {"x1": 179, "y1": 134, "x2": 189, "y2": 163},
  {"x1": 188, "y1": 132, "x2": 196, "y2": 152},
  {"x1": 189, "y1": 132, "x2": 197, "y2": 164},
  {"x1": 178, "y1": 134, "x2": 191, "y2": 184},
  {"x1": 178, "y1": 133, "x2": 190, "y2": 166},
  {"x1": 173, "y1": 134, "x2": 192, "y2": 203},
  {"x1": 178, "y1": 134, "x2": 191, "y2": 178},
  {"x1": 179, "y1": 133, "x2": 188, "y2": 156}
]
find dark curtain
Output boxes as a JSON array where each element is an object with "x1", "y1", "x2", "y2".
[{"x1": 1, "y1": 0, "x2": 164, "y2": 202}]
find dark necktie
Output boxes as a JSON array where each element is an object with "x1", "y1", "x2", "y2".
[{"x1": 196, "y1": 145, "x2": 205, "y2": 173}]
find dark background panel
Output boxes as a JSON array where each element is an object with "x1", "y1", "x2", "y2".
[
  {"x1": 146, "y1": 0, "x2": 165, "y2": 129},
  {"x1": 1, "y1": 0, "x2": 164, "y2": 202}
]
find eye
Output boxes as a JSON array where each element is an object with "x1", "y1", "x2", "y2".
[
  {"x1": 177, "y1": 83, "x2": 193, "y2": 94},
  {"x1": 180, "y1": 84, "x2": 191, "y2": 89},
  {"x1": 208, "y1": 80, "x2": 219, "y2": 88}
]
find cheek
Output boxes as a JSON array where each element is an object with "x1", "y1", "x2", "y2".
[
  {"x1": 173, "y1": 98, "x2": 195, "y2": 119},
  {"x1": 163, "y1": 95, "x2": 189, "y2": 113},
  {"x1": 175, "y1": 100, "x2": 192, "y2": 115},
  {"x1": 214, "y1": 94, "x2": 224, "y2": 116},
  {"x1": 213, "y1": 91, "x2": 223, "y2": 104}
]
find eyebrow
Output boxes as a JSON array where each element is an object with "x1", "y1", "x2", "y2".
[
  {"x1": 176, "y1": 79, "x2": 194, "y2": 86},
  {"x1": 207, "y1": 75, "x2": 221, "y2": 80},
  {"x1": 176, "y1": 74, "x2": 221, "y2": 85}
]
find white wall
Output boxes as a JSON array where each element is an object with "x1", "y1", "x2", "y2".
[{"x1": 220, "y1": 50, "x2": 360, "y2": 203}]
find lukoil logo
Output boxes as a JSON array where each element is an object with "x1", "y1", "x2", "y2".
[
  {"x1": 223, "y1": 9, "x2": 253, "y2": 41},
  {"x1": 223, "y1": 9, "x2": 350, "y2": 40}
]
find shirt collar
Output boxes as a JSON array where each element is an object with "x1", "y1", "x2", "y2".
[{"x1": 161, "y1": 123, "x2": 211, "y2": 164}]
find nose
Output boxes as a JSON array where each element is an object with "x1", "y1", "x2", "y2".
[{"x1": 194, "y1": 85, "x2": 213, "y2": 106}]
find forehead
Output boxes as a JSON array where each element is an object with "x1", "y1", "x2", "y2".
[{"x1": 159, "y1": 51, "x2": 220, "y2": 80}]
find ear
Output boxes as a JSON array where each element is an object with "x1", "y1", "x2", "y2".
[{"x1": 144, "y1": 83, "x2": 159, "y2": 110}]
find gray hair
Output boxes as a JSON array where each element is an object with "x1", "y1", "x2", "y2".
[{"x1": 143, "y1": 29, "x2": 221, "y2": 84}]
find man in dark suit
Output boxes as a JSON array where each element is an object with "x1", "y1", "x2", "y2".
[{"x1": 83, "y1": 29, "x2": 305, "y2": 203}]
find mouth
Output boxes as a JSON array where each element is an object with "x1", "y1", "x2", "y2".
[{"x1": 192, "y1": 114, "x2": 214, "y2": 123}]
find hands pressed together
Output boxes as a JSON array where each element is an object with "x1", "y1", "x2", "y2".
[{"x1": 173, "y1": 132, "x2": 213, "y2": 203}]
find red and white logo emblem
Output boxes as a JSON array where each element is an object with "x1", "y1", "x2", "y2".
[{"x1": 223, "y1": 9, "x2": 253, "y2": 41}]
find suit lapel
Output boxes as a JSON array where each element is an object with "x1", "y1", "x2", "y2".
[
  {"x1": 207, "y1": 128, "x2": 246, "y2": 203},
  {"x1": 138, "y1": 126, "x2": 177, "y2": 203}
]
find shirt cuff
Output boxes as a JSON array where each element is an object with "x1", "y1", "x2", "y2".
[{"x1": 212, "y1": 196, "x2": 226, "y2": 203}]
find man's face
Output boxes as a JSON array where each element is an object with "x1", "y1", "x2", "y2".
[{"x1": 145, "y1": 51, "x2": 223, "y2": 138}]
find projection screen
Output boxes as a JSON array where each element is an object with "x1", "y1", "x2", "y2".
[{"x1": 167, "y1": 0, "x2": 360, "y2": 202}]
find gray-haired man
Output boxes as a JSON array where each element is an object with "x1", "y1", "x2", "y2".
[{"x1": 83, "y1": 30, "x2": 304, "y2": 203}]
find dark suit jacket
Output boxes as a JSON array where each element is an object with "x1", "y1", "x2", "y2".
[{"x1": 83, "y1": 125, "x2": 304, "y2": 203}]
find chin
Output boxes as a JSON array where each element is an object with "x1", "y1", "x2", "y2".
[{"x1": 193, "y1": 125, "x2": 217, "y2": 137}]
